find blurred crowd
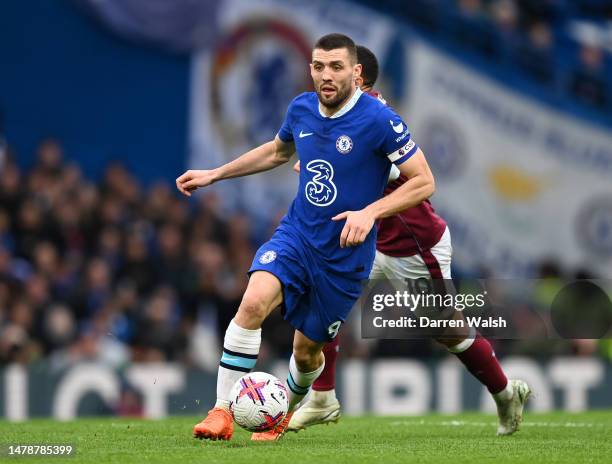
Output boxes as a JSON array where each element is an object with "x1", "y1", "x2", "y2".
[
  {"x1": 357, "y1": 0, "x2": 612, "y2": 110},
  {"x1": 0, "y1": 138, "x2": 271, "y2": 367},
  {"x1": 1, "y1": 138, "x2": 609, "y2": 369}
]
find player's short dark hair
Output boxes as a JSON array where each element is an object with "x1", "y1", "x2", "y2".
[
  {"x1": 356, "y1": 45, "x2": 379, "y2": 87},
  {"x1": 313, "y1": 33, "x2": 357, "y2": 64}
]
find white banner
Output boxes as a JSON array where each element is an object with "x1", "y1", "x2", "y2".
[
  {"x1": 189, "y1": 0, "x2": 395, "y2": 222},
  {"x1": 2, "y1": 358, "x2": 610, "y2": 419},
  {"x1": 404, "y1": 41, "x2": 612, "y2": 277}
]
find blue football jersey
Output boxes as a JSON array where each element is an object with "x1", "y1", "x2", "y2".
[{"x1": 277, "y1": 89, "x2": 419, "y2": 278}]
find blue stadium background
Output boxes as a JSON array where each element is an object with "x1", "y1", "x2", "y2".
[{"x1": 1, "y1": 0, "x2": 611, "y2": 420}]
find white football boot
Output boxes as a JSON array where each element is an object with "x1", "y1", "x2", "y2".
[
  {"x1": 494, "y1": 379, "x2": 531, "y2": 436},
  {"x1": 287, "y1": 391, "x2": 341, "y2": 432}
]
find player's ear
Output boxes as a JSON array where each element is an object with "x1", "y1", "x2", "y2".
[
  {"x1": 355, "y1": 75, "x2": 364, "y2": 88},
  {"x1": 309, "y1": 62, "x2": 317, "y2": 80},
  {"x1": 353, "y1": 63, "x2": 362, "y2": 80}
]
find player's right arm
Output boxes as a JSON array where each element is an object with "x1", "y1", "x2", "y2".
[{"x1": 176, "y1": 135, "x2": 295, "y2": 196}]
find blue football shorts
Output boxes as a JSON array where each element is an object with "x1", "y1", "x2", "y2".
[{"x1": 248, "y1": 225, "x2": 364, "y2": 343}]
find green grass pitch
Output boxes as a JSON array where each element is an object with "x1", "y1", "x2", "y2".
[{"x1": 1, "y1": 411, "x2": 611, "y2": 463}]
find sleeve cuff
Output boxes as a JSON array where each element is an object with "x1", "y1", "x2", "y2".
[{"x1": 277, "y1": 131, "x2": 293, "y2": 143}]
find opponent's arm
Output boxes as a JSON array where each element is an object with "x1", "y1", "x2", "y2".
[
  {"x1": 365, "y1": 148, "x2": 434, "y2": 218},
  {"x1": 332, "y1": 148, "x2": 434, "y2": 248},
  {"x1": 176, "y1": 136, "x2": 295, "y2": 196}
]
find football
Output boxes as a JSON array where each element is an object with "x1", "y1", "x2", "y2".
[{"x1": 229, "y1": 372, "x2": 289, "y2": 432}]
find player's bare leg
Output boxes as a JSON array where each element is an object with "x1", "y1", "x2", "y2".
[
  {"x1": 288, "y1": 337, "x2": 341, "y2": 431},
  {"x1": 288, "y1": 257, "x2": 389, "y2": 432},
  {"x1": 437, "y1": 314, "x2": 531, "y2": 436},
  {"x1": 252, "y1": 330, "x2": 325, "y2": 441},
  {"x1": 193, "y1": 271, "x2": 282, "y2": 441}
]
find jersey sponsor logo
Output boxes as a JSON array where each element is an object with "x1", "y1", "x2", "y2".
[
  {"x1": 305, "y1": 159, "x2": 337, "y2": 207},
  {"x1": 259, "y1": 250, "x2": 277, "y2": 264},
  {"x1": 389, "y1": 119, "x2": 404, "y2": 134},
  {"x1": 299, "y1": 130, "x2": 314, "y2": 138},
  {"x1": 394, "y1": 129, "x2": 410, "y2": 143},
  {"x1": 336, "y1": 135, "x2": 353, "y2": 154}
]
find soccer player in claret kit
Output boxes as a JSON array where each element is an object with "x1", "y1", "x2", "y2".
[
  {"x1": 288, "y1": 45, "x2": 531, "y2": 436},
  {"x1": 176, "y1": 33, "x2": 436, "y2": 441}
]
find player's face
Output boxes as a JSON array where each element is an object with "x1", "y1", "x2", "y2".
[{"x1": 311, "y1": 48, "x2": 361, "y2": 110}]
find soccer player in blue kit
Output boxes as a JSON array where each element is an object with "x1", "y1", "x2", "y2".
[{"x1": 176, "y1": 33, "x2": 435, "y2": 441}]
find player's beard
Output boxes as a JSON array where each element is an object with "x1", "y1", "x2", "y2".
[{"x1": 316, "y1": 79, "x2": 353, "y2": 111}]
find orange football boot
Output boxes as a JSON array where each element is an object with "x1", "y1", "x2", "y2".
[
  {"x1": 193, "y1": 407, "x2": 234, "y2": 440},
  {"x1": 251, "y1": 411, "x2": 294, "y2": 441}
]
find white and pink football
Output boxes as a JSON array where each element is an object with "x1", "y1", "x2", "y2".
[{"x1": 229, "y1": 372, "x2": 289, "y2": 432}]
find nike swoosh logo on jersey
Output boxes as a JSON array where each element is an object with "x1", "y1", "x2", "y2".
[
  {"x1": 389, "y1": 120, "x2": 404, "y2": 134},
  {"x1": 299, "y1": 130, "x2": 314, "y2": 138}
]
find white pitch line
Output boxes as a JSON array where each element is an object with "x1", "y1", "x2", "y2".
[{"x1": 390, "y1": 420, "x2": 605, "y2": 428}]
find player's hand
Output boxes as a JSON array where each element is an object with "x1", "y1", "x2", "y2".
[
  {"x1": 332, "y1": 209, "x2": 376, "y2": 248},
  {"x1": 175, "y1": 169, "x2": 218, "y2": 197},
  {"x1": 293, "y1": 161, "x2": 301, "y2": 173}
]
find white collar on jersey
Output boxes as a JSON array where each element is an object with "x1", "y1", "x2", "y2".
[{"x1": 318, "y1": 87, "x2": 363, "y2": 119}]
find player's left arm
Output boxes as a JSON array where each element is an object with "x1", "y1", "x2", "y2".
[
  {"x1": 332, "y1": 108, "x2": 434, "y2": 248},
  {"x1": 332, "y1": 149, "x2": 434, "y2": 248},
  {"x1": 366, "y1": 147, "x2": 435, "y2": 218}
]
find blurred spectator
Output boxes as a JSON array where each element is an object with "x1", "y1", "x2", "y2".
[
  {"x1": 0, "y1": 209, "x2": 15, "y2": 252},
  {"x1": 119, "y1": 229, "x2": 157, "y2": 293},
  {"x1": 132, "y1": 286, "x2": 185, "y2": 361},
  {"x1": 569, "y1": 44, "x2": 609, "y2": 109},
  {"x1": 0, "y1": 324, "x2": 36, "y2": 364},
  {"x1": 34, "y1": 138, "x2": 64, "y2": 178},
  {"x1": 491, "y1": 0, "x2": 521, "y2": 39},
  {"x1": 451, "y1": 0, "x2": 500, "y2": 59},
  {"x1": 516, "y1": 0, "x2": 561, "y2": 25},
  {"x1": 41, "y1": 303, "x2": 77, "y2": 352},
  {"x1": 15, "y1": 198, "x2": 49, "y2": 259},
  {"x1": 514, "y1": 21, "x2": 556, "y2": 83}
]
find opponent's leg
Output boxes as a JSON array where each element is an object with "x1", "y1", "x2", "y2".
[
  {"x1": 312, "y1": 338, "x2": 340, "y2": 393},
  {"x1": 439, "y1": 331, "x2": 530, "y2": 435},
  {"x1": 193, "y1": 271, "x2": 283, "y2": 440},
  {"x1": 252, "y1": 330, "x2": 325, "y2": 441},
  {"x1": 386, "y1": 227, "x2": 530, "y2": 435},
  {"x1": 424, "y1": 229, "x2": 530, "y2": 435},
  {"x1": 433, "y1": 293, "x2": 531, "y2": 436},
  {"x1": 287, "y1": 336, "x2": 341, "y2": 431}
]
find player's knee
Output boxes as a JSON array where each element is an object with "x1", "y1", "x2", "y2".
[{"x1": 236, "y1": 295, "x2": 271, "y2": 326}]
